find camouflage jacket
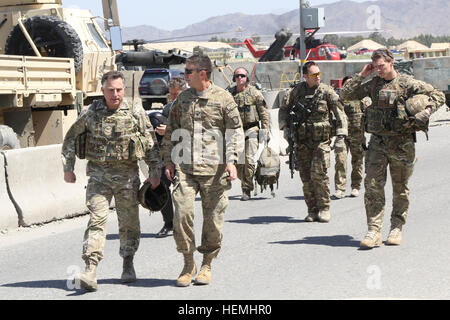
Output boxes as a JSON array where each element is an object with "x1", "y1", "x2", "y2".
[
  {"x1": 61, "y1": 98, "x2": 162, "y2": 178},
  {"x1": 341, "y1": 98, "x2": 364, "y2": 129},
  {"x1": 161, "y1": 83, "x2": 244, "y2": 176},
  {"x1": 341, "y1": 73, "x2": 445, "y2": 135},
  {"x1": 228, "y1": 85, "x2": 270, "y2": 130},
  {"x1": 279, "y1": 82, "x2": 348, "y2": 138}
]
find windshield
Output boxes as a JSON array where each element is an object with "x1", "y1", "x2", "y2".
[
  {"x1": 141, "y1": 72, "x2": 169, "y2": 84},
  {"x1": 86, "y1": 23, "x2": 109, "y2": 49}
]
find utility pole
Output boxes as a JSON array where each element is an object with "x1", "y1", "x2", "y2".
[{"x1": 299, "y1": 0, "x2": 306, "y2": 80}]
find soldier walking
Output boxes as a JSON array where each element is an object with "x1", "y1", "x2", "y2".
[
  {"x1": 279, "y1": 61, "x2": 347, "y2": 223},
  {"x1": 161, "y1": 55, "x2": 243, "y2": 286},
  {"x1": 151, "y1": 77, "x2": 187, "y2": 237},
  {"x1": 333, "y1": 76, "x2": 367, "y2": 199},
  {"x1": 228, "y1": 67, "x2": 270, "y2": 201},
  {"x1": 62, "y1": 71, "x2": 162, "y2": 291},
  {"x1": 341, "y1": 48, "x2": 445, "y2": 248}
]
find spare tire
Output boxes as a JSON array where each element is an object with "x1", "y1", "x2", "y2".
[
  {"x1": 0, "y1": 125, "x2": 20, "y2": 150},
  {"x1": 149, "y1": 78, "x2": 169, "y2": 96},
  {"x1": 5, "y1": 15, "x2": 83, "y2": 73}
]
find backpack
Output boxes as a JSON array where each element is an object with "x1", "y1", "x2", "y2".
[{"x1": 254, "y1": 144, "x2": 280, "y2": 197}]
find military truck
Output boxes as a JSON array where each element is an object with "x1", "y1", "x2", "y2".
[{"x1": 0, "y1": 0, "x2": 117, "y2": 149}]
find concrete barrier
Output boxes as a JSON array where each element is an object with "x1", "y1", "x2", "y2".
[
  {"x1": 4, "y1": 144, "x2": 88, "y2": 226},
  {"x1": 0, "y1": 152, "x2": 19, "y2": 230}
]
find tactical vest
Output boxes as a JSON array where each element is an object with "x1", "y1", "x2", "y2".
[
  {"x1": 232, "y1": 86, "x2": 260, "y2": 128},
  {"x1": 84, "y1": 101, "x2": 147, "y2": 162},
  {"x1": 365, "y1": 75, "x2": 415, "y2": 136},
  {"x1": 293, "y1": 83, "x2": 334, "y2": 142},
  {"x1": 343, "y1": 100, "x2": 363, "y2": 128}
]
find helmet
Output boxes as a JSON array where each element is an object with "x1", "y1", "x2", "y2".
[
  {"x1": 405, "y1": 94, "x2": 433, "y2": 116},
  {"x1": 148, "y1": 111, "x2": 167, "y2": 129},
  {"x1": 138, "y1": 180, "x2": 169, "y2": 211}
]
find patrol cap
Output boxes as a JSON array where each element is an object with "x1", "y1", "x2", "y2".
[
  {"x1": 148, "y1": 111, "x2": 168, "y2": 129},
  {"x1": 138, "y1": 180, "x2": 169, "y2": 211},
  {"x1": 405, "y1": 94, "x2": 433, "y2": 116}
]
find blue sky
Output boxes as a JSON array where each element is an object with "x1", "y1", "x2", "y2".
[{"x1": 61, "y1": 0, "x2": 369, "y2": 30}]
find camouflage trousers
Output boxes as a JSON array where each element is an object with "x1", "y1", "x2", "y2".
[
  {"x1": 82, "y1": 171, "x2": 141, "y2": 265},
  {"x1": 364, "y1": 134, "x2": 416, "y2": 232},
  {"x1": 295, "y1": 139, "x2": 331, "y2": 213},
  {"x1": 172, "y1": 170, "x2": 230, "y2": 258},
  {"x1": 236, "y1": 127, "x2": 259, "y2": 192},
  {"x1": 334, "y1": 125, "x2": 366, "y2": 191}
]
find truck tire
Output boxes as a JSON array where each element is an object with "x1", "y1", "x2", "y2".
[
  {"x1": 149, "y1": 78, "x2": 169, "y2": 96},
  {"x1": 0, "y1": 125, "x2": 20, "y2": 150},
  {"x1": 5, "y1": 15, "x2": 83, "y2": 73}
]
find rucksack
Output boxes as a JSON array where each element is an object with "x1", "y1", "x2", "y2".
[{"x1": 254, "y1": 144, "x2": 280, "y2": 197}]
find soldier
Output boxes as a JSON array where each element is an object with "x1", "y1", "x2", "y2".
[
  {"x1": 62, "y1": 71, "x2": 162, "y2": 291},
  {"x1": 228, "y1": 67, "x2": 270, "y2": 201},
  {"x1": 341, "y1": 48, "x2": 445, "y2": 248},
  {"x1": 151, "y1": 76, "x2": 187, "y2": 237},
  {"x1": 333, "y1": 75, "x2": 367, "y2": 199},
  {"x1": 279, "y1": 61, "x2": 347, "y2": 223},
  {"x1": 161, "y1": 54, "x2": 243, "y2": 287}
]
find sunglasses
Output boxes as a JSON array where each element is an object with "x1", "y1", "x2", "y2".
[
  {"x1": 307, "y1": 72, "x2": 321, "y2": 79},
  {"x1": 184, "y1": 68, "x2": 208, "y2": 74},
  {"x1": 373, "y1": 49, "x2": 394, "y2": 60},
  {"x1": 234, "y1": 74, "x2": 247, "y2": 78}
]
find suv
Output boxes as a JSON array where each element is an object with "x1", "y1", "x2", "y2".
[{"x1": 138, "y1": 68, "x2": 184, "y2": 109}]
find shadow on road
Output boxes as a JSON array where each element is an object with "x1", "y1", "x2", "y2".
[
  {"x1": 227, "y1": 216, "x2": 305, "y2": 225},
  {"x1": 270, "y1": 235, "x2": 360, "y2": 247},
  {"x1": 284, "y1": 196, "x2": 305, "y2": 201},
  {"x1": 228, "y1": 195, "x2": 272, "y2": 201},
  {"x1": 106, "y1": 233, "x2": 158, "y2": 240},
  {"x1": 2, "y1": 277, "x2": 174, "y2": 296}
]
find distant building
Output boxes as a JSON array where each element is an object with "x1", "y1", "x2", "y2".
[
  {"x1": 403, "y1": 42, "x2": 450, "y2": 59},
  {"x1": 347, "y1": 39, "x2": 384, "y2": 53}
]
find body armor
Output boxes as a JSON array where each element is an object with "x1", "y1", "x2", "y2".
[
  {"x1": 230, "y1": 86, "x2": 260, "y2": 127},
  {"x1": 293, "y1": 83, "x2": 334, "y2": 142},
  {"x1": 364, "y1": 75, "x2": 415, "y2": 136},
  {"x1": 84, "y1": 101, "x2": 146, "y2": 162}
]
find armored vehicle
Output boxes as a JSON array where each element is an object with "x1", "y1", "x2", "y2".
[{"x1": 0, "y1": 0, "x2": 116, "y2": 149}]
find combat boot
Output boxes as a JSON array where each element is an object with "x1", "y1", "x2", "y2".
[
  {"x1": 333, "y1": 190, "x2": 345, "y2": 199},
  {"x1": 304, "y1": 209, "x2": 318, "y2": 222},
  {"x1": 350, "y1": 189, "x2": 360, "y2": 197},
  {"x1": 386, "y1": 227, "x2": 402, "y2": 246},
  {"x1": 79, "y1": 263, "x2": 98, "y2": 291},
  {"x1": 121, "y1": 256, "x2": 136, "y2": 283},
  {"x1": 241, "y1": 189, "x2": 250, "y2": 201},
  {"x1": 360, "y1": 230, "x2": 382, "y2": 249},
  {"x1": 318, "y1": 209, "x2": 331, "y2": 223},
  {"x1": 176, "y1": 253, "x2": 197, "y2": 287},
  {"x1": 194, "y1": 254, "x2": 214, "y2": 285}
]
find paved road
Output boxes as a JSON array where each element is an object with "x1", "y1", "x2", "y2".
[{"x1": 1, "y1": 119, "x2": 450, "y2": 301}]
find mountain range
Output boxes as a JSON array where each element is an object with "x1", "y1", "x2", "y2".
[{"x1": 121, "y1": 0, "x2": 449, "y2": 43}]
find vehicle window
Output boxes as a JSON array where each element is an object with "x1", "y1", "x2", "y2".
[
  {"x1": 319, "y1": 48, "x2": 326, "y2": 56},
  {"x1": 86, "y1": 23, "x2": 109, "y2": 49},
  {"x1": 141, "y1": 73, "x2": 169, "y2": 84}
]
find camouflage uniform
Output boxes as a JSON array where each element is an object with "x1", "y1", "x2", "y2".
[
  {"x1": 62, "y1": 99, "x2": 161, "y2": 265},
  {"x1": 334, "y1": 98, "x2": 366, "y2": 193},
  {"x1": 161, "y1": 83, "x2": 243, "y2": 258},
  {"x1": 229, "y1": 85, "x2": 270, "y2": 194},
  {"x1": 279, "y1": 82, "x2": 347, "y2": 216},
  {"x1": 341, "y1": 73, "x2": 445, "y2": 232}
]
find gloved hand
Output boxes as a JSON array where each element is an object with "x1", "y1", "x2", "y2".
[{"x1": 415, "y1": 107, "x2": 432, "y2": 125}]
